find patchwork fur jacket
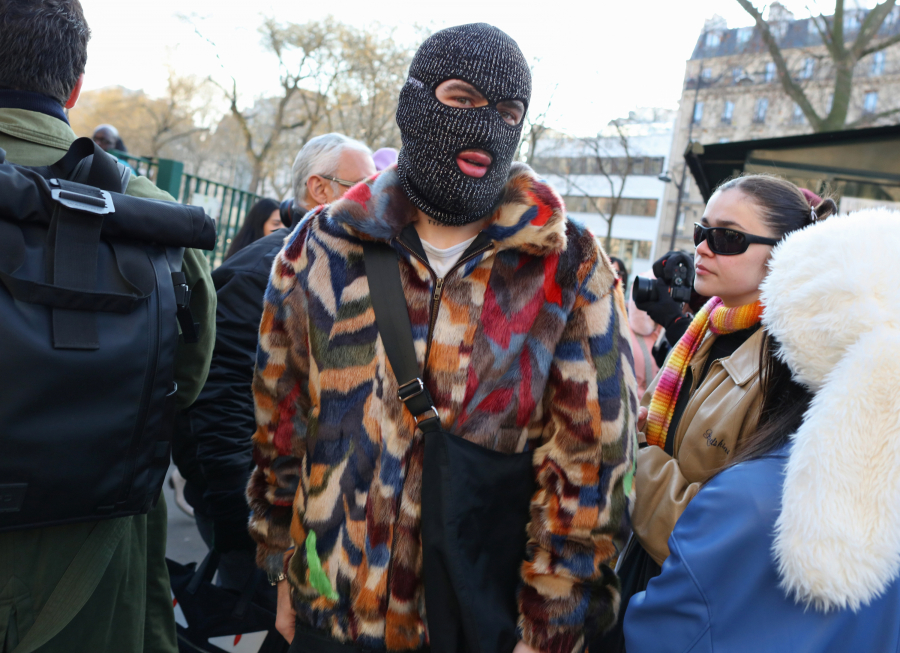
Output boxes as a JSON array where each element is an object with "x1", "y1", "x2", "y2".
[{"x1": 248, "y1": 163, "x2": 638, "y2": 653}]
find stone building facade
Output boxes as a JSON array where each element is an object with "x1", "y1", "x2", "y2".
[{"x1": 658, "y1": 4, "x2": 900, "y2": 255}]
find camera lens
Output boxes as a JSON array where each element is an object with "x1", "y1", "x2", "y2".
[{"x1": 632, "y1": 276, "x2": 659, "y2": 304}]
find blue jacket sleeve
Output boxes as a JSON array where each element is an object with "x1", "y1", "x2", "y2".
[
  {"x1": 624, "y1": 457, "x2": 783, "y2": 653},
  {"x1": 624, "y1": 532, "x2": 712, "y2": 653}
]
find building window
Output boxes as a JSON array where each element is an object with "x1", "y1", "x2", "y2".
[
  {"x1": 864, "y1": 91, "x2": 879, "y2": 114},
  {"x1": 753, "y1": 98, "x2": 769, "y2": 123},
  {"x1": 792, "y1": 103, "x2": 805, "y2": 124},
  {"x1": 844, "y1": 11, "x2": 860, "y2": 32},
  {"x1": 872, "y1": 51, "x2": 886, "y2": 76},
  {"x1": 705, "y1": 31, "x2": 721, "y2": 48},
  {"x1": 732, "y1": 67, "x2": 743, "y2": 82},
  {"x1": 701, "y1": 68, "x2": 713, "y2": 82},
  {"x1": 722, "y1": 101, "x2": 735, "y2": 124},
  {"x1": 560, "y1": 196, "x2": 659, "y2": 218},
  {"x1": 765, "y1": 62, "x2": 777, "y2": 83},
  {"x1": 800, "y1": 58, "x2": 815, "y2": 79},
  {"x1": 693, "y1": 101, "x2": 704, "y2": 124},
  {"x1": 737, "y1": 26, "x2": 754, "y2": 44}
]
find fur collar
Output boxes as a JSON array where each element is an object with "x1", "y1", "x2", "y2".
[
  {"x1": 760, "y1": 208, "x2": 900, "y2": 612},
  {"x1": 325, "y1": 162, "x2": 567, "y2": 255}
]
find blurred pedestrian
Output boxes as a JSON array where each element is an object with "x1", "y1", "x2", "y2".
[
  {"x1": 91, "y1": 123, "x2": 119, "y2": 152},
  {"x1": 172, "y1": 134, "x2": 372, "y2": 593},
  {"x1": 609, "y1": 255, "x2": 628, "y2": 291},
  {"x1": 0, "y1": 2, "x2": 215, "y2": 651},
  {"x1": 224, "y1": 197, "x2": 282, "y2": 260},
  {"x1": 597, "y1": 175, "x2": 837, "y2": 652},
  {"x1": 372, "y1": 146, "x2": 398, "y2": 171},
  {"x1": 248, "y1": 23, "x2": 635, "y2": 653},
  {"x1": 625, "y1": 206, "x2": 900, "y2": 653}
]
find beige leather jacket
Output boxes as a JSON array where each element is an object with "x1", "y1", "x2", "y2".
[{"x1": 632, "y1": 328, "x2": 764, "y2": 565}]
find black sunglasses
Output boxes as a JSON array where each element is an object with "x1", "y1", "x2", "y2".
[{"x1": 693, "y1": 222, "x2": 780, "y2": 256}]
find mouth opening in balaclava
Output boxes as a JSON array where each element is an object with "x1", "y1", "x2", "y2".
[{"x1": 395, "y1": 23, "x2": 532, "y2": 226}]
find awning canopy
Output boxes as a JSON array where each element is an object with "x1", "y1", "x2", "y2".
[{"x1": 685, "y1": 123, "x2": 900, "y2": 204}]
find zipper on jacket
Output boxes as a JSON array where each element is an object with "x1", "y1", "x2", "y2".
[{"x1": 394, "y1": 238, "x2": 493, "y2": 363}]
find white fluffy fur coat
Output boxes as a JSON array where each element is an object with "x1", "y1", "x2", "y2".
[{"x1": 760, "y1": 207, "x2": 900, "y2": 612}]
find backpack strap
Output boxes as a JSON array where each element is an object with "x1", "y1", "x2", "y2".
[
  {"x1": 362, "y1": 240, "x2": 441, "y2": 433},
  {"x1": 41, "y1": 139, "x2": 127, "y2": 350}
]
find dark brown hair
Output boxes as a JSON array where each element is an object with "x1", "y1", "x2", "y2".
[
  {"x1": 715, "y1": 174, "x2": 837, "y2": 239},
  {"x1": 224, "y1": 198, "x2": 281, "y2": 260},
  {"x1": 0, "y1": 0, "x2": 91, "y2": 105},
  {"x1": 730, "y1": 334, "x2": 813, "y2": 464},
  {"x1": 715, "y1": 174, "x2": 829, "y2": 465}
]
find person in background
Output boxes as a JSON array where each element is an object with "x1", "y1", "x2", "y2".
[
  {"x1": 609, "y1": 255, "x2": 628, "y2": 292},
  {"x1": 372, "y1": 146, "x2": 398, "y2": 171},
  {"x1": 291, "y1": 132, "x2": 375, "y2": 211},
  {"x1": 91, "y1": 123, "x2": 119, "y2": 151},
  {"x1": 0, "y1": 2, "x2": 215, "y2": 651},
  {"x1": 625, "y1": 207, "x2": 900, "y2": 653},
  {"x1": 172, "y1": 134, "x2": 374, "y2": 592},
  {"x1": 597, "y1": 175, "x2": 836, "y2": 652},
  {"x1": 248, "y1": 23, "x2": 635, "y2": 653},
  {"x1": 224, "y1": 197, "x2": 283, "y2": 260}
]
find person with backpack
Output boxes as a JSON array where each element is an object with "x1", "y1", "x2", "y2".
[
  {"x1": 247, "y1": 23, "x2": 637, "y2": 653},
  {"x1": 624, "y1": 207, "x2": 900, "y2": 652},
  {"x1": 0, "y1": 2, "x2": 215, "y2": 651}
]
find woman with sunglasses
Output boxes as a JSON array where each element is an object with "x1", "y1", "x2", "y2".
[
  {"x1": 625, "y1": 208, "x2": 900, "y2": 653},
  {"x1": 595, "y1": 174, "x2": 836, "y2": 652}
]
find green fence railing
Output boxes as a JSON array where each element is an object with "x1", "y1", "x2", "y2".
[{"x1": 109, "y1": 151, "x2": 261, "y2": 267}]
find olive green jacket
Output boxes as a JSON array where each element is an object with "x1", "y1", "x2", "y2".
[{"x1": 0, "y1": 108, "x2": 216, "y2": 653}]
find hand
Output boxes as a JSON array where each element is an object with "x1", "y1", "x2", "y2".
[
  {"x1": 513, "y1": 641, "x2": 540, "y2": 653},
  {"x1": 275, "y1": 578, "x2": 297, "y2": 643},
  {"x1": 638, "y1": 406, "x2": 648, "y2": 433}
]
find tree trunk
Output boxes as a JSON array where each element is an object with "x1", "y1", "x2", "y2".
[{"x1": 821, "y1": 61, "x2": 855, "y2": 131}]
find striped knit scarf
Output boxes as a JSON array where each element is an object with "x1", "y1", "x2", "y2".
[{"x1": 644, "y1": 297, "x2": 763, "y2": 449}]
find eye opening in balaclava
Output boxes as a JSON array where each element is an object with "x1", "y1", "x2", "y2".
[
  {"x1": 396, "y1": 23, "x2": 532, "y2": 226},
  {"x1": 429, "y1": 76, "x2": 528, "y2": 126}
]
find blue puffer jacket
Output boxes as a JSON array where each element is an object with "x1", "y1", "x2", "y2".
[{"x1": 624, "y1": 446, "x2": 900, "y2": 652}]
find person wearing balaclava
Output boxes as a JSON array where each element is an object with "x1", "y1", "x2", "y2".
[{"x1": 247, "y1": 23, "x2": 637, "y2": 653}]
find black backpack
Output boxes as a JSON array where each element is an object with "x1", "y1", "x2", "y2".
[{"x1": 0, "y1": 138, "x2": 216, "y2": 531}]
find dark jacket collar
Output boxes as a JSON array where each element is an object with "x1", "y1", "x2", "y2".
[{"x1": 0, "y1": 89, "x2": 69, "y2": 125}]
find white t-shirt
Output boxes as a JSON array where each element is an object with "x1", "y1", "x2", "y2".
[{"x1": 420, "y1": 235, "x2": 478, "y2": 279}]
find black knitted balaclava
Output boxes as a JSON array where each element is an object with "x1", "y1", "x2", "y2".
[{"x1": 396, "y1": 23, "x2": 532, "y2": 225}]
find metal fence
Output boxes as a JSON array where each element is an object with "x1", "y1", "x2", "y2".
[{"x1": 110, "y1": 150, "x2": 261, "y2": 267}]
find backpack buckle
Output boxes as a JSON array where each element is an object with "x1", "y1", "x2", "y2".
[
  {"x1": 49, "y1": 179, "x2": 114, "y2": 215},
  {"x1": 398, "y1": 378, "x2": 425, "y2": 403}
]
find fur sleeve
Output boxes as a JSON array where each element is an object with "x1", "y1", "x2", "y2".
[
  {"x1": 518, "y1": 238, "x2": 638, "y2": 653},
  {"x1": 247, "y1": 220, "x2": 313, "y2": 575}
]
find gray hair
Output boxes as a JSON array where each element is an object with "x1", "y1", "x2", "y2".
[
  {"x1": 93, "y1": 124, "x2": 119, "y2": 138},
  {"x1": 291, "y1": 133, "x2": 372, "y2": 204}
]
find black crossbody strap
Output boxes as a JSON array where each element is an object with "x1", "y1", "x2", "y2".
[{"x1": 362, "y1": 240, "x2": 441, "y2": 431}]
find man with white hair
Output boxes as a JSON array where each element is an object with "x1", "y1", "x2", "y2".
[
  {"x1": 172, "y1": 132, "x2": 374, "y2": 594},
  {"x1": 291, "y1": 132, "x2": 375, "y2": 214}
]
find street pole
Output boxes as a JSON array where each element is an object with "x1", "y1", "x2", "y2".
[{"x1": 669, "y1": 60, "x2": 705, "y2": 251}]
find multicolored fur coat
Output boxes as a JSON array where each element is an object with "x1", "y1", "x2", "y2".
[{"x1": 248, "y1": 163, "x2": 637, "y2": 653}]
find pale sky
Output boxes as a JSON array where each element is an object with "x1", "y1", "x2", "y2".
[{"x1": 78, "y1": 0, "x2": 864, "y2": 137}]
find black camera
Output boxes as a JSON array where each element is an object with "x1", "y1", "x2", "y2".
[{"x1": 632, "y1": 253, "x2": 694, "y2": 304}]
